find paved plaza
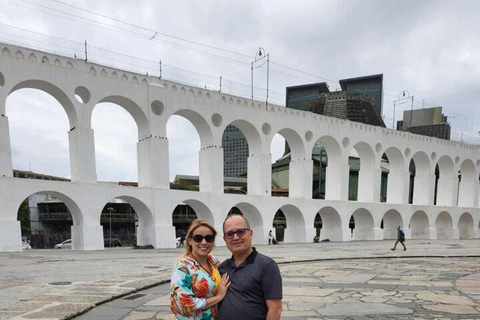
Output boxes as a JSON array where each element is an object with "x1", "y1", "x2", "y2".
[{"x1": 1, "y1": 240, "x2": 479, "y2": 319}]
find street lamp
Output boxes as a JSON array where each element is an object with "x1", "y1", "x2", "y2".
[
  {"x1": 251, "y1": 47, "x2": 270, "y2": 105},
  {"x1": 107, "y1": 207, "x2": 114, "y2": 248},
  {"x1": 393, "y1": 90, "x2": 413, "y2": 130}
]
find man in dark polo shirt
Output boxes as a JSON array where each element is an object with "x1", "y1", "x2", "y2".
[{"x1": 218, "y1": 214, "x2": 282, "y2": 320}]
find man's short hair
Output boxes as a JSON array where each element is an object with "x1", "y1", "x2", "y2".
[{"x1": 223, "y1": 213, "x2": 250, "y2": 232}]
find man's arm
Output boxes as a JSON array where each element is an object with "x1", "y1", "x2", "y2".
[{"x1": 266, "y1": 299, "x2": 282, "y2": 320}]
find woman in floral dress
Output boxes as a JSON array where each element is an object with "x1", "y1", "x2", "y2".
[{"x1": 170, "y1": 219, "x2": 230, "y2": 319}]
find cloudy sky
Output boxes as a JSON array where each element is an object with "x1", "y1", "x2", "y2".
[{"x1": 1, "y1": 0, "x2": 480, "y2": 182}]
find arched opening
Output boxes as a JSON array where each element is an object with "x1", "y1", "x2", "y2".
[
  {"x1": 100, "y1": 200, "x2": 135, "y2": 247},
  {"x1": 316, "y1": 206, "x2": 343, "y2": 241},
  {"x1": 350, "y1": 208, "x2": 374, "y2": 240},
  {"x1": 18, "y1": 192, "x2": 82, "y2": 249},
  {"x1": 381, "y1": 210, "x2": 403, "y2": 239},
  {"x1": 349, "y1": 142, "x2": 375, "y2": 202},
  {"x1": 99, "y1": 196, "x2": 155, "y2": 247},
  {"x1": 273, "y1": 210, "x2": 286, "y2": 242},
  {"x1": 383, "y1": 147, "x2": 404, "y2": 203},
  {"x1": 458, "y1": 212, "x2": 474, "y2": 239},
  {"x1": 227, "y1": 203, "x2": 264, "y2": 244},
  {"x1": 7, "y1": 88, "x2": 70, "y2": 179},
  {"x1": 172, "y1": 204, "x2": 198, "y2": 240},
  {"x1": 270, "y1": 134, "x2": 288, "y2": 197},
  {"x1": 435, "y1": 156, "x2": 456, "y2": 206},
  {"x1": 435, "y1": 211, "x2": 453, "y2": 239},
  {"x1": 311, "y1": 136, "x2": 342, "y2": 200},
  {"x1": 167, "y1": 110, "x2": 211, "y2": 192},
  {"x1": 271, "y1": 129, "x2": 305, "y2": 198},
  {"x1": 92, "y1": 102, "x2": 138, "y2": 182},
  {"x1": 277, "y1": 204, "x2": 306, "y2": 242},
  {"x1": 222, "y1": 120, "x2": 261, "y2": 195},
  {"x1": 458, "y1": 160, "x2": 476, "y2": 207},
  {"x1": 409, "y1": 210, "x2": 429, "y2": 239},
  {"x1": 222, "y1": 125, "x2": 248, "y2": 184},
  {"x1": 409, "y1": 152, "x2": 432, "y2": 205}
]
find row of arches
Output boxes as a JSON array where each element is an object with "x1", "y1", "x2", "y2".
[
  {"x1": 2, "y1": 82, "x2": 480, "y2": 208},
  {"x1": 15, "y1": 188, "x2": 480, "y2": 250}
]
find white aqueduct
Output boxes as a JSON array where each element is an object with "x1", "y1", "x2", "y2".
[{"x1": 0, "y1": 43, "x2": 479, "y2": 252}]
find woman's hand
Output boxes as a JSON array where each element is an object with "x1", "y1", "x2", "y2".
[{"x1": 216, "y1": 273, "x2": 231, "y2": 299}]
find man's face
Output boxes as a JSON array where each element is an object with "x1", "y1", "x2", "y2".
[{"x1": 223, "y1": 215, "x2": 253, "y2": 255}]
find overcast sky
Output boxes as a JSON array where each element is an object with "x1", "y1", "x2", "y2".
[{"x1": 1, "y1": 0, "x2": 480, "y2": 182}]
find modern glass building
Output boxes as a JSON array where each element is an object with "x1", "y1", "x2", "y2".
[
  {"x1": 222, "y1": 125, "x2": 249, "y2": 177},
  {"x1": 339, "y1": 74, "x2": 384, "y2": 118}
]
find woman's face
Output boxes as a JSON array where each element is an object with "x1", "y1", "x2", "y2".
[{"x1": 188, "y1": 225, "x2": 215, "y2": 259}]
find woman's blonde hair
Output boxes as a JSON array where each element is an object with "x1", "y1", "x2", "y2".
[{"x1": 184, "y1": 219, "x2": 217, "y2": 255}]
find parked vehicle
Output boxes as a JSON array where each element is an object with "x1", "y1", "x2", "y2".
[
  {"x1": 104, "y1": 238, "x2": 122, "y2": 247},
  {"x1": 54, "y1": 239, "x2": 72, "y2": 249},
  {"x1": 22, "y1": 240, "x2": 31, "y2": 250}
]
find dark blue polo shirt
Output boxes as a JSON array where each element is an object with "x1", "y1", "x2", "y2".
[{"x1": 218, "y1": 248, "x2": 282, "y2": 320}]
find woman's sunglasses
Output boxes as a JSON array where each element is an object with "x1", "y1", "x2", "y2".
[{"x1": 192, "y1": 234, "x2": 215, "y2": 243}]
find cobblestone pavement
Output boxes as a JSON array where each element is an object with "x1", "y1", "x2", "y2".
[
  {"x1": 76, "y1": 257, "x2": 480, "y2": 320},
  {"x1": 1, "y1": 240, "x2": 479, "y2": 319}
]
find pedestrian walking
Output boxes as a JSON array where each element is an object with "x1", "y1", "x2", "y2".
[
  {"x1": 391, "y1": 226, "x2": 406, "y2": 251},
  {"x1": 268, "y1": 230, "x2": 274, "y2": 245}
]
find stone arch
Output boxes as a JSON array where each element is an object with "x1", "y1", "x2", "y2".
[
  {"x1": 409, "y1": 210, "x2": 429, "y2": 239},
  {"x1": 96, "y1": 96, "x2": 149, "y2": 139},
  {"x1": 458, "y1": 159, "x2": 477, "y2": 207},
  {"x1": 17, "y1": 191, "x2": 83, "y2": 250},
  {"x1": 9, "y1": 79, "x2": 77, "y2": 127},
  {"x1": 458, "y1": 212, "x2": 474, "y2": 239},
  {"x1": 382, "y1": 209, "x2": 403, "y2": 239},
  {"x1": 351, "y1": 208, "x2": 374, "y2": 240},
  {"x1": 101, "y1": 195, "x2": 154, "y2": 247},
  {"x1": 275, "y1": 128, "x2": 305, "y2": 161},
  {"x1": 435, "y1": 211, "x2": 453, "y2": 239},
  {"x1": 180, "y1": 199, "x2": 215, "y2": 223},
  {"x1": 230, "y1": 202, "x2": 264, "y2": 244},
  {"x1": 410, "y1": 151, "x2": 432, "y2": 205},
  {"x1": 316, "y1": 206, "x2": 343, "y2": 241},
  {"x1": 276, "y1": 204, "x2": 306, "y2": 243},
  {"x1": 383, "y1": 147, "x2": 405, "y2": 203},
  {"x1": 435, "y1": 155, "x2": 456, "y2": 206},
  {"x1": 271, "y1": 128, "x2": 306, "y2": 198},
  {"x1": 171, "y1": 109, "x2": 213, "y2": 148},
  {"x1": 225, "y1": 120, "x2": 262, "y2": 155},
  {"x1": 222, "y1": 120, "x2": 262, "y2": 189},
  {"x1": 312, "y1": 136, "x2": 343, "y2": 200},
  {"x1": 351, "y1": 142, "x2": 376, "y2": 202}
]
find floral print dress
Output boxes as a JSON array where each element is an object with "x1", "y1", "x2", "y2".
[{"x1": 170, "y1": 254, "x2": 221, "y2": 319}]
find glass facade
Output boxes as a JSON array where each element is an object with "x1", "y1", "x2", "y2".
[{"x1": 222, "y1": 125, "x2": 249, "y2": 177}]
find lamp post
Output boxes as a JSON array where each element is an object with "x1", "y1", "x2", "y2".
[
  {"x1": 251, "y1": 47, "x2": 270, "y2": 105},
  {"x1": 107, "y1": 207, "x2": 114, "y2": 248},
  {"x1": 393, "y1": 90, "x2": 413, "y2": 130}
]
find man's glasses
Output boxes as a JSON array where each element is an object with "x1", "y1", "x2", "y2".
[
  {"x1": 224, "y1": 228, "x2": 250, "y2": 239},
  {"x1": 191, "y1": 234, "x2": 215, "y2": 243}
]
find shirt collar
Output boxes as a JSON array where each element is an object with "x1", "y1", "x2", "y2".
[{"x1": 227, "y1": 247, "x2": 257, "y2": 268}]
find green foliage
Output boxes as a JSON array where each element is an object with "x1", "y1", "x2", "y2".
[
  {"x1": 18, "y1": 199, "x2": 31, "y2": 235},
  {"x1": 170, "y1": 182, "x2": 199, "y2": 191}
]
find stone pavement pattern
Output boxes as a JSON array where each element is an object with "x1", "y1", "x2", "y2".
[
  {"x1": 0, "y1": 240, "x2": 479, "y2": 319},
  {"x1": 77, "y1": 257, "x2": 480, "y2": 320}
]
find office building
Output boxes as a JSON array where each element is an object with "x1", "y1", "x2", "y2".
[{"x1": 397, "y1": 107, "x2": 450, "y2": 140}]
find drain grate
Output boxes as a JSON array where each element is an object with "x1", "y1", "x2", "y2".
[
  {"x1": 124, "y1": 293, "x2": 147, "y2": 300},
  {"x1": 49, "y1": 281, "x2": 72, "y2": 286}
]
